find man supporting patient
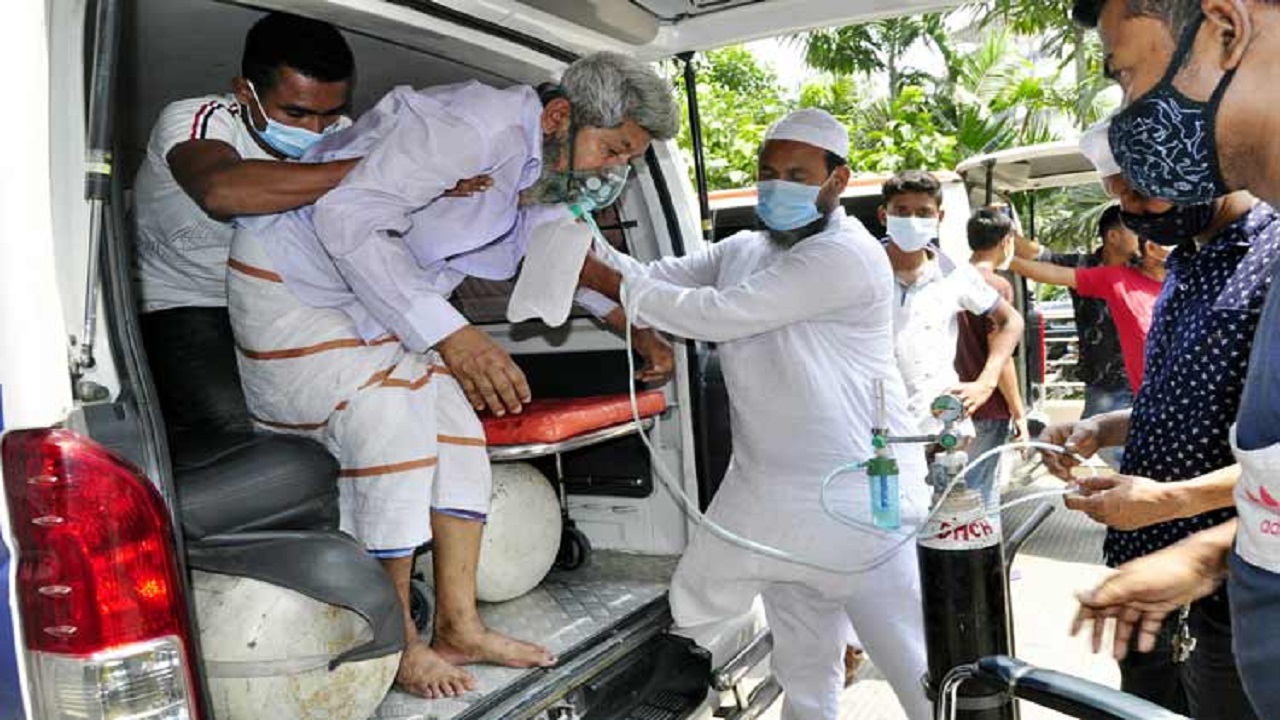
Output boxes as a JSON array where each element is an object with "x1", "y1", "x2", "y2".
[{"x1": 227, "y1": 53, "x2": 679, "y2": 699}]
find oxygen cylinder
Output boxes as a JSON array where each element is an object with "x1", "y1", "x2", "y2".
[{"x1": 918, "y1": 484, "x2": 1016, "y2": 720}]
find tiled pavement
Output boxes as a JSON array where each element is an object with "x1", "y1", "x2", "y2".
[{"x1": 763, "y1": 476, "x2": 1122, "y2": 720}]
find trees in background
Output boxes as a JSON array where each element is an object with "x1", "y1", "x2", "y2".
[{"x1": 671, "y1": 0, "x2": 1118, "y2": 251}]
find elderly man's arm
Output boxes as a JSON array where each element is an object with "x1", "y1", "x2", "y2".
[
  {"x1": 1072, "y1": 519, "x2": 1234, "y2": 659},
  {"x1": 310, "y1": 97, "x2": 532, "y2": 416}
]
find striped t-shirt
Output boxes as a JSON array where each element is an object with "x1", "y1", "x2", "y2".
[{"x1": 133, "y1": 94, "x2": 276, "y2": 312}]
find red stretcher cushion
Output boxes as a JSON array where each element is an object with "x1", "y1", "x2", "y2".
[{"x1": 482, "y1": 391, "x2": 667, "y2": 446}]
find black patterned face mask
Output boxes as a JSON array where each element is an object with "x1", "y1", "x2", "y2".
[
  {"x1": 1108, "y1": 14, "x2": 1238, "y2": 205},
  {"x1": 1121, "y1": 201, "x2": 1217, "y2": 245}
]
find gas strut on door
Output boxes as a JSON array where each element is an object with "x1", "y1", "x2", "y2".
[{"x1": 72, "y1": 0, "x2": 122, "y2": 402}]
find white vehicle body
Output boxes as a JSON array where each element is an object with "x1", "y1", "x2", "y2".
[{"x1": 0, "y1": 2, "x2": 974, "y2": 718}]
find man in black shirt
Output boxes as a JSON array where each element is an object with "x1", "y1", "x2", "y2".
[{"x1": 1014, "y1": 231, "x2": 1135, "y2": 467}]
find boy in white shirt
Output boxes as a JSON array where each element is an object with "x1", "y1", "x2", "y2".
[{"x1": 879, "y1": 170, "x2": 1024, "y2": 438}]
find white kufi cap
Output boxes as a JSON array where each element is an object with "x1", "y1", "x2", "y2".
[
  {"x1": 764, "y1": 108, "x2": 850, "y2": 159},
  {"x1": 1080, "y1": 117, "x2": 1121, "y2": 178}
]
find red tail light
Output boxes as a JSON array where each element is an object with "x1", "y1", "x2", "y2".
[{"x1": 2, "y1": 428, "x2": 200, "y2": 719}]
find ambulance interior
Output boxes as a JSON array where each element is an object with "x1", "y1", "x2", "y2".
[{"x1": 107, "y1": 0, "x2": 753, "y2": 717}]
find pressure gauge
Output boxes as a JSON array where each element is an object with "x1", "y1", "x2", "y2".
[{"x1": 930, "y1": 394, "x2": 965, "y2": 424}]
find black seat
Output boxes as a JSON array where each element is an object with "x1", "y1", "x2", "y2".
[
  {"x1": 136, "y1": 305, "x2": 341, "y2": 539},
  {"x1": 121, "y1": 183, "x2": 402, "y2": 665},
  {"x1": 171, "y1": 430, "x2": 339, "y2": 540}
]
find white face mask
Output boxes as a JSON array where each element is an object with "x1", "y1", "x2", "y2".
[{"x1": 886, "y1": 216, "x2": 938, "y2": 252}]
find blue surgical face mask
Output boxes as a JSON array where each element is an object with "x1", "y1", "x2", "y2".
[
  {"x1": 246, "y1": 80, "x2": 346, "y2": 159},
  {"x1": 1108, "y1": 15, "x2": 1238, "y2": 204},
  {"x1": 756, "y1": 180, "x2": 822, "y2": 231}
]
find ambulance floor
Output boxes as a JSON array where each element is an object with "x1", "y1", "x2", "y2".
[{"x1": 372, "y1": 551, "x2": 679, "y2": 720}]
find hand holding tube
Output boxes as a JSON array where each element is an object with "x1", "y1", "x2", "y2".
[
  {"x1": 1039, "y1": 419, "x2": 1102, "y2": 479},
  {"x1": 1064, "y1": 474, "x2": 1184, "y2": 530}
]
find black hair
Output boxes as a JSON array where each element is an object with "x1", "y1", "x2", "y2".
[
  {"x1": 537, "y1": 82, "x2": 568, "y2": 105},
  {"x1": 825, "y1": 151, "x2": 848, "y2": 174},
  {"x1": 882, "y1": 169, "x2": 943, "y2": 205},
  {"x1": 1072, "y1": 0, "x2": 1202, "y2": 40},
  {"x1": 967, "y1": 207, "x2": 1014, "y2": 251},
  {"x1": 1099, "y1": 204, "x2": 1126, "y2": 239},
  {"x1": 241, "y1": 12, "x2": 355, "y2": 92}
]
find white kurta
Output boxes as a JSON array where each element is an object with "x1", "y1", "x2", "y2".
[
  {"x1": 891, "y1": 260, "x2": 999, "y2": 435},
  {"x1": 606, "y1": 210, "x2": 931, "y2": 720}
]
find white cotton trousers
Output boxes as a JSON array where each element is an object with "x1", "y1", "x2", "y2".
[
  {"x1": 227, "y1": 228, "x2": 492, "y2": 551},
  {"x1": 670, "y1": 471, "x2": 931, "y2": 717}
]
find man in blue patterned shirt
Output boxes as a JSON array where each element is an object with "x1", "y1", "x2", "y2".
[
  {"x1": 1063, "y1": 1, "x2": 1280, "y2": 717},
  {"x1": 1041, "y1": 181, "x2": 1277, "y2": 718}
]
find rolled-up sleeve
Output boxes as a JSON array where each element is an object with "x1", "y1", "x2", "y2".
[
  {"x1": 311, "y1": 104, "x2": 491, "y2": 353},
  {"x1": 622, "y1": 240, "x2": 871, "y2": 343}
]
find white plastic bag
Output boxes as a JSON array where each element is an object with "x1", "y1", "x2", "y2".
[{"x1": 506, "y1": 207, "x2": 594, "y2": 327}]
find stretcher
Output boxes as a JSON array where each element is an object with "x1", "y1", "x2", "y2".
[{"x1": 481, "y1": 390, "x2": 668, "y2": 570}]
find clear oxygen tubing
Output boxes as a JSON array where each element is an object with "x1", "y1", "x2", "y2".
[
  {"x1": 600, "y1": 216, "x2": 1096, "y2": 575},
  {"x1": 617, "y1": 278, "x2": 1097, "y2": 576},
  {"x1": 819, "y1": 440, "x2": 1100, "y2": 541}
]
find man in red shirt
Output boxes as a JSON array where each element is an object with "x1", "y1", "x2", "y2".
[
  {"x1": 1010, "y1": 205, "x2": 1167, "y2": 395},
  {"x1": 956, "y1": 207, "x2": 1028, "y2": 505}
]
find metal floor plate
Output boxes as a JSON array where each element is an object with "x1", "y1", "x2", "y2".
[{"x1": 373, "y1": 551, "x2": 679, "y2": 720}]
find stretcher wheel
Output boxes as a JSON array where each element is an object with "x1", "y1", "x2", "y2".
[
  {"x1": 555, "y1": 526, "x2": 592, "y2": 571},
  {"x1": 408, "y1": 579, "x2": 433, "y2": 633}
]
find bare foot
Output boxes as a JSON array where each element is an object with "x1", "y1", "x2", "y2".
[
  {"x1": 396, "y1": 640, "x2": 477, "y2": 699},
  {"x1": 843, "y1": 645, "x2": 865, "y2": 688},
  {"x1": 433, "y1": 622, "x2": 556, "y2": 669}
]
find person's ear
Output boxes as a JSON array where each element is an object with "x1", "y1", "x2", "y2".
[
  {"x1": 824, "y1": 165, "x2": 851, "y2": 195},
  {"x1": 818, "y1": 165, "x2": 850, "y2": 211},
  {"x1": 541, "y1": 97, "x2": 572, "y2": 136},
  {"x1": 231, "y1": 77, "x2": 252, "y2": 107},
  {"x1": 878, "y1": 205, "x2": 888, "y2": 226},
  {"x1": 1202, "y1": 0, "x2": 1253, "y2": 71},
  {"x1": 231, "y1": 77, "x2": 263, "y2": 128},
  {"x1": 938, "y1": 208, "x2": 946, "y2": 224}
]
